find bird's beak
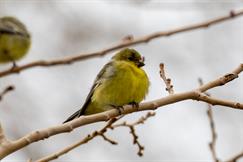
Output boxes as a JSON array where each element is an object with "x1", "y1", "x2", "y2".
[{"x1": 137, "y1": 56, "x2": 145, "y2": 67}]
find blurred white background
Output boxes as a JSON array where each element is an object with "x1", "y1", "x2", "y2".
[{"x1": 0, "y1": 0, "x2": 242, "y2": 161}]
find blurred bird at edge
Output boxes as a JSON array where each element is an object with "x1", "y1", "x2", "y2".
[{"x1": 0, "y1": 16, "x2": 31, "y2": 66}]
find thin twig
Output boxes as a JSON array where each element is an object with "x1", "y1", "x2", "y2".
[
  {"x1": 35, "y1": 112, "x2": 155, "y2": 162},
  {"x1": 199, "y1": 78, "x2": 218, "y2": 162},
  {"x1": 112, "y1": 112, "x2": 156, "y2": 156},
  {"x1": 0, "y1": 85, "x2": 15, "y2": 101},
  {"x1": 129, "y1": 125, "x2": 144, "y2": 156},
  {"x1": 35, "y1": 118, "x2": 119, "y2": 162},
  {"x1": 207, "y1": 103, "x2": 218, "y2": 162},
  {"x1": 100, "y1": 134, "x2": 118, "y2": 145},
  {"x1": 0, "y1": 123, "x2": 7, "y2": 144},
  {"x1": 0, "y1": 9, "x2": 242, "y2": 78},
  {"x1": 159, "y1": 63, "x2": 174, "y2": 94},
  {"x1": 225, "y1": 151, "x2": 243, "y2": 162}
]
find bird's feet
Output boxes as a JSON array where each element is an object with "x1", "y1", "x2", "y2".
[
  {"x1": 110, "y1": 104, "x2": 125, "y2": 115},
  {"x1": 129, "y1": 101, "x2": 139, "y2": 111},
  {"x1": 10, "y1": 61, "x2": 18, "y2": 71}
]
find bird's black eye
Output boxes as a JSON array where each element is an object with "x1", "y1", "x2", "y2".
[
  {"x1": 128, "y1": 52, "x2": 137, "y2": 61},
  {"x1": 128, "y1": 56, "x2": 133, "y2": 61}
]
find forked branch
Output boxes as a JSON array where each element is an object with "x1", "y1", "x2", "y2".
[{"x1": 35, "y1": 112, "x2": 155, "y2": 162}]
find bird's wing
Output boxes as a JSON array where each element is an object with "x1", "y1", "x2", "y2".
[
  {"x1": 80, "y1": 61, "x2": 115, "y2": 114},
  {"x1": 0, "y1": 19, "x2": 16, "y2": 35},
  {"x1": 0, "y1": 19, "x2": 26, "y2": 36},
  {"x1": 63, "y1": 61, "x2": 115, "y2": 123}
]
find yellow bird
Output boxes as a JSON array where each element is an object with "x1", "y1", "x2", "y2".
[
  {"x1": 0, "y1": 16, "x2": 31, "y2": 66},
  {"x1": 64, "y1": 48, "x2": 149, "y2": 123}
]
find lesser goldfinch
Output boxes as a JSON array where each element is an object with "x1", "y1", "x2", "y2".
[
  {"x1": 64, "y1": 48, "x2": 149, "y2": 123},
  {"x1": 0, "y1": 16, "x2": 31, "y2": 65}
]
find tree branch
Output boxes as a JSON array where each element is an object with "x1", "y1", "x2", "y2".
[
  {"x1": 225, "y1": 151, "x2": 243, "y2": 162},
  {"x1": 0, "y1": 9, "x2": 242, "y2": 78},
  {"x1": 199, "y1": 78, "x2": 219, "y2": 162},
  {"x1": 35, "y1": 118, "x2": 119, "y2": 162},
  {"x1": 199, "y1": 78, "x2": 243, "y2": 162},
  {"x1": 207, "y1": 97, "x2": 219, "y2": 162},
  {"x1": 0, "y1": 64, "x2": 241, "y2": 159},
  {"x1": 112, "y1": 112, "x2": 156, "y2": 157},
  {"x1": 0, "y1": 124, "x2": 7, "y2": 145},
  {"x1": 0, "y1": 85, "x2": 15, "y2": 102},
  {"x1": 35, "y1": 112, "x2": 155, "y2": 162},
  {"x1": 159, "y1": 63, "x2": 174, "y2": 94}
]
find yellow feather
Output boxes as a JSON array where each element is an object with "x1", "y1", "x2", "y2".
[
  {"x1": 86, "y1": 59, "x2": 149, "y2": 114},
  {"x1": 0, "y1": 34, "x2": 30, "y2": 63},
  {"x1": 0, "y1": 17, "x2": 31, "y2": 63}
]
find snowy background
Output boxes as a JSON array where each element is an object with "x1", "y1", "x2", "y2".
[{"x1": 0, "y1": 0, "x2": 242, "y2": 161}]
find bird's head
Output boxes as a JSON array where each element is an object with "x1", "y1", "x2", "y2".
[
  {"x1": 0, "y1": 16, "x2": 30, "y2": 38},
  {"x1": 112, "y1": 48, "x2": 145, "y2": 67}
]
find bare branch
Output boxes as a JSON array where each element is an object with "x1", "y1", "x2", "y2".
[
  {"x1": 0, "y1": 86, "x2": 15, "y2": 148},
  {"x1": 0, "y1": 64, "x2": 242, "y2": 159},
  {"x1": 200, "y1": 78, "x2": 243, "y2": 162},
  {"x1": 0, "y1": 124, "x2": 6, "y2": 144},
  {"x1": 159, "y1": 63, "x2": 174, "y2": 94},
  {"x1": 0, "y1": 9, "x2": 242, "y2": 78},
  {"x1": 35, "y1": 112, "x2": 154, "y2": 161},
  {"x1": 199, "y1": 78, "x2": 218, "y2": 162},
  {"x1": 112, "y1": 112, "x2": 155, "y2": 156},
  {"x1": 225, "y1": 151, "x2": 243, "y2": 162},
  {"x1": 35, "y1": 118, "x2": 118, "y2": 162},
  {"x1": 195, "y1": 93, "x2": 243, "y2": 110},
  {"x1": 0, "y1": 123, "x2": 11, "y2": 151},
  {"x1": 0, "y1": 85, "x2": 15, "y2": 102},
  {"x1": 112, "y1": 112, "x2": 156, "y2": 128},
  {"x1": 207, "y1": 106, "x2": 219, "y2": 162},
  {"x1": 99, "y1": 134, "x2": 118, "y2": 145},
  {"x1": 129, "y1": 125, "x2": 144, "y2": 156}
]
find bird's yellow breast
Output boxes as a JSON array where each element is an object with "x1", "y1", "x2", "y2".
[
  {"x1": 0, "y1": 34, "x2": 30, "y2": 63},
  {"x1": 86, "y1": 60, "x2": 149, "y2": 114}
]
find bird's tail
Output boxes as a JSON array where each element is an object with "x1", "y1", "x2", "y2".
[{"x1": 63, "y1": 109, "x2": 82, "y2": 123}]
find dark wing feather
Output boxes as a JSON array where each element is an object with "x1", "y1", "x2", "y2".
[
  {"x1": 63, "y1": 61, "x2": 114, "y2": 123},
  {"x1": 0, "y1": 18, "x2": 28, "y2": 36},
  {"x1": 0, "y1": 23, "x2": 17, "y2": 35},
  {"x1": 0, "y1": 19, "x2": 17, "y2": 34}
]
